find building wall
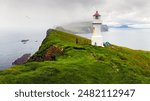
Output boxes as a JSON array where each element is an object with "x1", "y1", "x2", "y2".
[
  {"x1": 92, "y1": 17, "x2": 103, "y2": 46},
  {"x1": 93, "y1": 24, "x2": 102, "y2": 36},
  {"x1": 91, "y1": 36, "x2": 103, "y2": 46}
]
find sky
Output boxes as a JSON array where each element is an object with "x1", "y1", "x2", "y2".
[{"x1": 0, "y1": 0, "x2": 150, "y2": 30}]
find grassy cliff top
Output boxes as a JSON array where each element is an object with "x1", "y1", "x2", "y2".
[{"x1": 0, "y1": 29, "x2": 150, "y2": 84}]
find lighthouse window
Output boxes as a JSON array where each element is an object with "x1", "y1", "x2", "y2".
[{"x1": 95, "y1": 16, "x2": 99, "y2": 19}]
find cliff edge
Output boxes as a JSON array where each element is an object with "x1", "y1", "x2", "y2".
[{"x1": 0, "y1": 29, "x2": 150, "y2": 84}]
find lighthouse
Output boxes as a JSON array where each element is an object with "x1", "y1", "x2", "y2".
[{"x1": 92, "y1": 11, "x2": 103, "y2": 47}]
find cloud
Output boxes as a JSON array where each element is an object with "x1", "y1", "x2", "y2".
[
  {"x1": 101, "y1": 0, "x2": 150, "y2": 24},
  {"x1": 0, "y1": 0, "x2": 150, "y2": 29}
]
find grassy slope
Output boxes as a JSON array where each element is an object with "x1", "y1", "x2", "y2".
[{"x1": 0, "y1": 29, "x2": 150, "y2": 84}]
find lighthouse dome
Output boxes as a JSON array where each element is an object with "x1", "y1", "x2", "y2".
[{"x1": 93, "y1": 11, "x2": 101, "y2": 17}]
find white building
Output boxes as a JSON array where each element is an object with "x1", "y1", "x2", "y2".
[{"x1": 91, "y1": 11, "x2": 103, "y2": 47}]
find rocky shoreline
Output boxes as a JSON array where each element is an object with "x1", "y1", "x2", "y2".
[{"x1": 12, "y1": 53, "x2": 31, "y2": 65}]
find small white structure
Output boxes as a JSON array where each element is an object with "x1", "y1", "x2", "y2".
[{"x1": 92, "y1": 11, "x2": 103, "y2": 47}]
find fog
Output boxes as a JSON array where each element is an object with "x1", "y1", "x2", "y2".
[{"x1": 0, "y1": 0, "x2": 150, "y2": 30}]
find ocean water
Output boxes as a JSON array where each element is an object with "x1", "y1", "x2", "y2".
[
  {"x1": 0, "y1": 28, "x2": 150, "y2": 70},
  {"x1": 0, "y1": 29, "x2": 46, "y2": 70},
  {"x1": 77, "y1": 28, "x2": 150, "y2": 51}
]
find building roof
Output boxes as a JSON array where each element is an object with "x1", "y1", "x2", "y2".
[{"x1": 93, "y1": 11, "x2": 101, "y2": 16}]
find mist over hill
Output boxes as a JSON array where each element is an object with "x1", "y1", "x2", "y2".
[{"x1": 56, "y1": 21, "x2": 108, "y2": 34}]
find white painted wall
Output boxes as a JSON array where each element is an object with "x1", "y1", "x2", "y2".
[
  {"x1": 92, "y1": 16, "x2": 103, "y2": 46},
  {"x1": 91, "y1": 35, "x2": 103, "y2": 46}
]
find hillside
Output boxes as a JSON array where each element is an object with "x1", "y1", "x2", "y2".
[{"x1": 0, "y1": 29, "x2": 150, "y2": 84}]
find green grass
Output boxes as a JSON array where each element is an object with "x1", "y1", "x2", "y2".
[{"x1": 0, "y1": 29, "x2": 150, "y2": 84}]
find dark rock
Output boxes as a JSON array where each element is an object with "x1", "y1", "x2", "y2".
[
  {"x1": 21, "y1": 39, "x2": 29, "y2": 44},
  {"x1": 12, "y1": 53, "x2": 31, "y2": 65}
]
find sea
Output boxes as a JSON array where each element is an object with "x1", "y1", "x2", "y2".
[
  {"x1": 77, "y1": 28, "x2": 150, "y2": 51},
  {"x1": 0, "y1": 29, "x2": 46, "y2": 70},
  {"x1": 0, "y1": 28, "x2": 150, "y2": 70}
]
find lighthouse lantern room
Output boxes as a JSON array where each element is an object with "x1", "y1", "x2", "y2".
[{"x1": 92, "y1": 11, "x2": 103, "y2": 47}]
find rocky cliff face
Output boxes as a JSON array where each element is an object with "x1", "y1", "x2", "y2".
[
  {"x1": 44, "y1": 45, "x2": 64, "y2": 61},
  {"x1": 12, "y1": 53, "x2": 31, "y2": 65},
  {"x1": 28, "y1": 29, "x2": 91, "y2": 62}
]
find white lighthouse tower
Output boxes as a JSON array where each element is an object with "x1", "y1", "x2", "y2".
[{"x1": 92, "y1": 11, "x2": 103, "y2": 46}]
